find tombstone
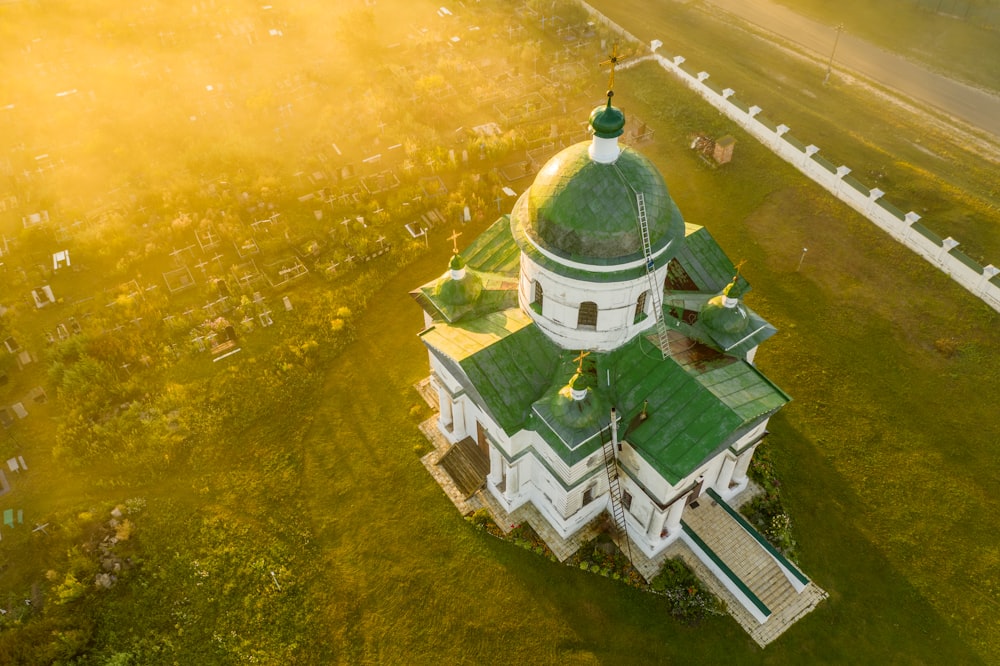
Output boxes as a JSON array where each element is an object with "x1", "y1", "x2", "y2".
[
  {"x1": 283, "y1": 296, "x2": 293, "y2": 311},
  {"x1": 225, "y1": 325, "x2": 237, "y2": 342},
  {"x1": 11, "y1": 403, "x2": 27, "y2": 419}
]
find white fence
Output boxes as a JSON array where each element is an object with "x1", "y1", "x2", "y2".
[{"x1": 579, "y1": 0, "x2": 1000, "y2": 313}]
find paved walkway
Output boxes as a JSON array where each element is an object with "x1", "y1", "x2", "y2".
[{"x1": 683, "y1": 495, "x2": 828, "y2": 647}]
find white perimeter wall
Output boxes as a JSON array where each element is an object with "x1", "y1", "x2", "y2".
[{"x1": 579, "y1": 0, "x2": 1000, "y2": 314}]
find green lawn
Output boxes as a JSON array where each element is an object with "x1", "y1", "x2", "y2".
[{"x1": 1, "y1": 0, "x2": 998, "y2": 663}]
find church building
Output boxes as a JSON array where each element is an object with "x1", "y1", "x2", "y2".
[{"x1": 411, "y1": 71, "x2": 824, "y2": 639}]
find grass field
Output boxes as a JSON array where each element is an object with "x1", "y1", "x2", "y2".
[
  {"x1": 593, "y1": 0, "x2": 1000, "y2": 265},
  {"x1": 1, "y1": 0, "x2": 998, "y2": 663},
  {"x1": 773, "y1": 0, "x2": 1000, "y2": 92}
]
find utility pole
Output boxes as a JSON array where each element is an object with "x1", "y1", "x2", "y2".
[{"x1": 824, "y1": 23, "x2": 845, "y2": 85}]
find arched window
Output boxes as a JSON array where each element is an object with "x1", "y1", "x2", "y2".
[
  {"x1": 577, "y1": 301, "x2": 598, "y2": 329},
  {"x1": 532, "y1": 281, "x2": 544, "y2": 311},
  {"x1": 634, "y1": 291, "x2": 648, "y2": 324}
]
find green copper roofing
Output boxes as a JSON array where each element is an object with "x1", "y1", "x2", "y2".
[
  {"x1": 437, "y1": 269, "x2": 482, "y2": 306},
  {"x1": 511, "y1": 211, "x2": 677, "y2": 283},
  {"x1": 608, "y1": 339, "x2": 788, "y2": 484},
  {"x1": 411, "y1": 267, "x2": 517, "y2": 324},
  {"x1": 461, "y1": 216, "x2": 521, "y2": 275},
  {"x1": 590, "y1": 95, "x2": 625, "y2": 138},
  {"x1": 700, "y1": 295, "x2": 750, "y2": 336},
  {"x1": 516, "y1": 142, "x2": 685, "y2": 262},
  {"x1": 420, "y1": 309, "x2": 562, "y2": 434},
  {"x1": 672, "y1": 224, "x2": 749, "y2": 294},
  {"x1": 544, "y1": 384, "x2": 610, "y2": 439},
  {"x1": 664, "y1": 292, "x2": 776, "y2": 357}
]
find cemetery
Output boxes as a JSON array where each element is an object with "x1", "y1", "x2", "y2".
[{"x1": 0, "y1": 0, "x2": 996, "y2": 662}]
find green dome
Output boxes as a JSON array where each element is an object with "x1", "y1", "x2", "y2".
[
  {"x1": 551, "y1": 383, "x2": 609, "y2": 430},
  {"x1": 514, "y1": 142, "x2": 684, "y2": 262},
  {"x1": 700, "y1": 294, "x2": 749, "y2": 335},
  {"x1": 590, "y1": 96, "x2": 625, "y2": 138},
  {"x1": 435, "y1": 270, "x2": 482, "y2": 306},
  {"x1": 449, "y1": 253, "x2": 466, "y2": 270}
]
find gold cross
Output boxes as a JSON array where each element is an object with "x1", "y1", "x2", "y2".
[
  {"x1": 733, "y1": 259, "x2": 747, "y2": 277},
  {"x1": 573, "y1": 350, "x2": 591, "y2": 373},
  {"x1": 600, "y1": 44, "x2": 628, "y2": 92},
  {"x1": 448, "y1": 229, "x2": 462, "y2": 254}
]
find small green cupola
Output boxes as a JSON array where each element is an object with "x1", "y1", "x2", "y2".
[
  {"x1": 436, "y1": 256, "x2": 482, "y2": 306},
  {"x1": 701, "y1": 276, "x2": 750, "y2": 335},
  {"x1": 551, "y1": 367, "x2": 609, "y2": 430},
  {"x1": 590, "y1": 91, "x2": 625, "y2": 139}
]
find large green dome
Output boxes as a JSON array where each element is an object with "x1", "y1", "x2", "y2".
[{"x1": 513, "y1": 142, "x2": 684, "y2": 263}]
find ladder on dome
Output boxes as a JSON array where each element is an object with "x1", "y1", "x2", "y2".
[
  {"x1": 600, "y1": 422, "x2": 633, "y2": 566},
  {"x1": 635, "y1": 192, "x2": 671, "y2": 358}
]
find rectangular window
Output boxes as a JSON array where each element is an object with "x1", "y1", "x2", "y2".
[{"x1": 621, "y1": 490, "x2": 633, "y2": 512}]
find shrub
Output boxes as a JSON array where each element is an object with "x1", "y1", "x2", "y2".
[{"x1": 650, "y1": 558, "x2": 724, "y2": 625}]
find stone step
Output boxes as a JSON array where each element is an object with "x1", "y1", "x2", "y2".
[{"x1": 684, "y1": 498, "x2": 798, "y2": 607}]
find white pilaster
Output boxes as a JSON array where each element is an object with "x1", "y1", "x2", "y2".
[
  {"x1": 664, "y1": 498, "x2": 685, "y2": 534},
  {"x1": 488, "y1": 447, "x2": 503, "y2": 486},
  {"x1": 647, "y1": 507, "x2": 668, "y2": 539},
  {"x1": 715, "y1": 455, "x2": 738, "y2": 494},
  {"x1": 451, "y1": 398, "x2": 467, "y2": 440},
  {"x1": 437, "y1": 385, "x2": 453, "y2": 429},
  {"x1": 732, "y1": 446, "x2": 756, "y2": 485}
]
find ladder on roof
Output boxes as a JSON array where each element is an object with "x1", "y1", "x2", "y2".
[
  {"x1": 600, "y1": 421, "x2": 633, "y2": 566},
  {"x1": 636, "y1": 192, "x2": 671, "y2": 358}
]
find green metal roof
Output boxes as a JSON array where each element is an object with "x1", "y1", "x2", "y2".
[
  {"x1": 461, "y1": 217, "x2": 521, "y2": 275},
  {"x1": 411, "y1": 268, "x2": 518, "y2": 324},
  {"x1": 421, "y1": 304, "x2": 787, "y2": 481},
  {"x1": 608, "y1": 338, "x2": 788, "y2": 483},
  {"x1": 663, "y1": 291, "x2": 776, "y2": 357},
  {"x1": 672, "y1": 224, "x2": 748, "y2": 294},
  {"x1": 420, "y1": 309, "x2": 562, "y2": 434},
  {"x1": 517, "y1": 142, "x2": 685, "y2": 262},
  {"x1": 511, "y1": 212, "x2": 680, "y2": 283}
]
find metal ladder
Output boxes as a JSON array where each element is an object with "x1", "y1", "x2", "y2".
[
  {"x1": 600, "y1": 422, "x2": 633, "y2": 565},
  {"x1": 636, "y1": 192, "x2": 671, "y2": 358}
]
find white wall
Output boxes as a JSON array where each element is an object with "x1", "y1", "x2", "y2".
[{"x1": 579, "y1": 0, "x2": 1000, "y2": 314}]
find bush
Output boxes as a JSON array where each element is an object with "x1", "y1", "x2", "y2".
[{"x1": 650, "y1": 558, "x2": 724, "y2": 625}]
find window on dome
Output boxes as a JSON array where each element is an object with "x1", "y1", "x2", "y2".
[
  {"x1": 634, "y1": 291, "x2": 648, "y2": 324},
  {"x1": 621, "y1": 490, "x2": 633, "y2": 512},
  {"x1": 577, "y1": 301, "x2": 598, "y2": 329},
  {"x1": 532, "y1": 281, "x2": 544, "y2": 313}
]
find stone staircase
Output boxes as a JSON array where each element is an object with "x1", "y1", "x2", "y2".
[{"x1": 682, "y1": 493, "x2": 827, "y2": 646}]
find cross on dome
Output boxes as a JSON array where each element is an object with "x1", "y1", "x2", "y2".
[
  {"x1": 573, "y1": 349, "x2": 591, "y2": 373},
  {"x1": 448, "y1": 229, "x2": 462, "y2": 254},
  {"x1": 600, "y1": 44, "x2": 629, "y2": 93}
]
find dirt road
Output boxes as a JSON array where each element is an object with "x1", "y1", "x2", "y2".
[{"x1": 596, "y1": 0, "x2": 1000, "y2": 140}]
